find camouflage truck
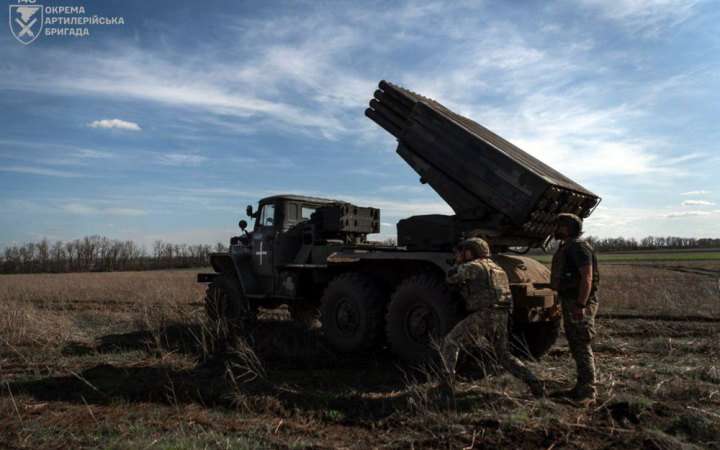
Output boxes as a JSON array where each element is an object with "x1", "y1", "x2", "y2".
[{"x1": 197, "y1": 81, "x2": 601, "y2": 363}]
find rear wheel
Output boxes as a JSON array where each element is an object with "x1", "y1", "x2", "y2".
[
  {"x1": 385, "y1": 274, "x2": 462, "y2": 364},
  {"x1": 511, "y1": 318, "x2": 561, "y2": 359},
  {"x1": 319, "y1": 273, "x2": 385, "y2": 352}
]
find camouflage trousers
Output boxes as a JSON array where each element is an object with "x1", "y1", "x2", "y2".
[
  {"x1": 560, "y1": 294, "x2": 599, "y2": 395},
  {"x1": 441, "y1": 309, "x2": 540, "y2": 387}
]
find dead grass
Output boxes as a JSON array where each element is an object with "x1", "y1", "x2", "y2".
[
  {"x1": 2, "y1": 264, "x2": 720, "y2": 449},
  {"x1": 599, "y1": 264, "x2": 720, "y2": 316}
]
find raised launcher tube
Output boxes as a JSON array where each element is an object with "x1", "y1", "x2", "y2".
[{"x1": 366, "y1": 80, "x2": 601, "y2": 248}]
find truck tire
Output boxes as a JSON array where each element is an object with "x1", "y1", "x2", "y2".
[
  {"x1": 386, "y1": 274, "x2": 462, "y2": 364},
  {"x1": 511, "y1": 318, "x2": 561, "y2": 359},
  {"x1": 204, "y1": 274, "x2": 253, "y2": 345},
  {"x1": 320, "y1": 273, "x2": 385, "y2": 353}
]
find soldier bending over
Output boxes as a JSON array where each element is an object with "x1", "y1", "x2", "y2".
[{"x1": 440, "y1": 238, "x2": 545, "y2": 399}]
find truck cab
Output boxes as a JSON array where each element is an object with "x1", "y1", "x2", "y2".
[{"x1": 224, "y1": 195, "x2": 337, "y2": 300}]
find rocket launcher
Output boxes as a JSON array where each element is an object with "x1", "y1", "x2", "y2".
[{"x1": 365, "y1": 80, "x2": 600, "y2": 247}]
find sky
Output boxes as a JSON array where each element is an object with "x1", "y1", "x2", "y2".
[{"x1": 1, "y1": 0, "x2": 719, "y2": 248}]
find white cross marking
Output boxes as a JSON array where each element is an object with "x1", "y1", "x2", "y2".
[
  {"x1": 255, "y1": 241, "x2": 268, "y2": 265},
  {"x1": 16, "y1": 18, "x2": 37, "y2": 37}
]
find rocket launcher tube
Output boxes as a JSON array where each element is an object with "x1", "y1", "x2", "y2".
[{"x1": 367, "y1": 80, "x2": 601, "y2": 244}]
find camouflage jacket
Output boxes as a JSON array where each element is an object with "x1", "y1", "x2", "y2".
[{"x1": 446, "y1": 259, "x2": 512, "y2": 311}]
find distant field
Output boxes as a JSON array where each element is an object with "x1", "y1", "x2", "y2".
[{"x1": 532, "y1": 250, "x2": 720, "y2": 263}]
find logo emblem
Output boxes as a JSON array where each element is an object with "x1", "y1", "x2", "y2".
[{"x1": 9, "y1": 4, "x2": 43, "y2": 45}]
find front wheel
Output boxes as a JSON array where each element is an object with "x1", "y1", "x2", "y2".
[
  {"x1": 385, "y1": 274, "x2": 462, "y2": 364},
  {"x1": 204, "y1": 274, "x2": 253, "y2": 349}
]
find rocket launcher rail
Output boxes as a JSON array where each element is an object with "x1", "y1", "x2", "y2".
[{"x1": 365, "y1": 80, "x2": 600, "y2": 246}]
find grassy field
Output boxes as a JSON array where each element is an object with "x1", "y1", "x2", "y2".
[
  {"x1": 1, "y1": 262, "x2": 720, "y2": 449},
  {"x1": 532, "y1": 250, "x2": 720, "y2": 263}
]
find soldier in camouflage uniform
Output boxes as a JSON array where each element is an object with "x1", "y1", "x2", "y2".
[
  {"x1": 440, "y1": 237, "x2": 545, "y2": 398},
  {"x1": 550, "y1": 213, "x2": 600, "y2": 403}
]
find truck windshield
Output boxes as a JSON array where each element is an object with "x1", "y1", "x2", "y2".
[
  {"x1": 258, "y1": 203, "x2": 275, "y2": 227},
  {"x1": 301, "y1": 207, "x2": 315, "y2": 220}
]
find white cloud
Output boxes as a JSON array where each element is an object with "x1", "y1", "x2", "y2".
[
  {"x1": 681, "y1": 200, "x2": 715, "y2": 206},
  {"x1": 62, "y1": 203, "x2": 147, "y2": 216},
  {"x1": 88, "y1": 119, "x2": 142, "y2": 131},
  {"x1": 74, "y1": 149, "x2": 114, "y2": 159},
  {"x1": 157, "y1": 153, "x2": 207, "y2": 166},
  {"x1": 583, "y1": 204, "x2": 720, "y2": 236},
  {"x1": 104, "y1": 207, "x2": 147, "y2": 216},
  {"x1": 666, "y1": 210, "x2": 713, "y2": 218},
  {"x1": 0, "y1": 165, "x2": 84, "y2": 177},
  {"x1": 62, "y1": 203, "x2": 96, "y2": 215},
  {"x1": 577, "y1": 0, "x2": 698, "y2": 36},
  {"x1": 681, "y1": 190, "x2": 710, "y2": 196}
]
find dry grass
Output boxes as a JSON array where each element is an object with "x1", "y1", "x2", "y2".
[
  {"x1": 599, "y1": 264, "x2": 720, "y2": 316},
  {"x1": 1, "y1": 264, "x2": 720, "y2": 449}
]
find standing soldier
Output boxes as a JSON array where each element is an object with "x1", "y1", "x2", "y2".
[
  {"x1": 439, "y1": 238, "x2": 546, "y2": 400},
  {"x1": 550, "y1": 213, "x2": 600, "y2": 404}
]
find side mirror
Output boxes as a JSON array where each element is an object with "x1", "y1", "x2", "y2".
[
  {"x1": 246, "y1": 205, "x2": 254, "y2": 217},
  {"x1": 238, "y1": 219, "x2": 248, "y2": 231}
]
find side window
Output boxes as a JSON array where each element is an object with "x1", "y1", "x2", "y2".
[
  {"x1": 301, "y1": 206, "x2": 315, "y2": 220},
  {"x1": 289, "y1": 204, "x2": 299, "y2": 220},
  {"x1": 258, "y1": 203, "x2": 275, "y2": 227}
]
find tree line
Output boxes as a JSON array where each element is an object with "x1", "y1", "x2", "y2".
[
  {"x1": 584, "y1": 236, "x2": 720, "y2": 252},
  {"x1": 1, "y1": 234, "x2": 719, "y2": 274},
  {"x1": 0, "y1": 235, "x2": 227, "y2": 274}
]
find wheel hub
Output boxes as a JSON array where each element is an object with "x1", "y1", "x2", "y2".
[
  {"x1": 406, "y1": 304, "x2": 438, "y2": 344},
  {"x1": 335, "y1": 298, "x2": 360, "y2": 335}
]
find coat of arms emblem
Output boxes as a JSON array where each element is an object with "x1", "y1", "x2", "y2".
[{"x1": 9, "y1": 4, "x2": 44, "y2": 45}]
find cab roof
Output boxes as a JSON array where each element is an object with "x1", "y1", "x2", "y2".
[{"x1": 259, "y1": 194, "x2": 339, "y2": 205}]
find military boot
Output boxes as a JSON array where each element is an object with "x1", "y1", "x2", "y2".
[
  {"x1": 550, "y1": 387, "x2": 577, "y2": 399},
  {"x1": 571, "y1": 385, "x2": 597, "y2": 405}
]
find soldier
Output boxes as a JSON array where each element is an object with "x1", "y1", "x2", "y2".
[
  {"x1": 439, "y1": 238, "x2": 546, "y2": 399},
  {"x1": 550, "y1": 213, "x2": 600, "y2": 404}
]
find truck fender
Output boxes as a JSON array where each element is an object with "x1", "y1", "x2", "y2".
[{"x1": 209, "y1": 252, "x2": 261, "y2": 296}]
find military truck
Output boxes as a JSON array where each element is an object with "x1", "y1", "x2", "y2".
[{"x1": 197, "y1": 81, "x2": 600, "y2": 363}]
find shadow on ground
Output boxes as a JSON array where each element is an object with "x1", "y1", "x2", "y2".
[{"x1": 7, "y1": 320, "x2": 439, "y2": 421}]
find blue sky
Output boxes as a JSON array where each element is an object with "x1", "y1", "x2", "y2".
[{"x1": 1, "y1": 0, "x2": 719, "y2": 248}]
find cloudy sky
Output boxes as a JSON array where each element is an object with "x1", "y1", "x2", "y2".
[{"x1": 1, "y1": 0, "x2": 719, "y2": 248}]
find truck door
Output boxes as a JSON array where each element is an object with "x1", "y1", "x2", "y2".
[{"x1": 252, "y1": 202, "x2": 276, "y2": 292}]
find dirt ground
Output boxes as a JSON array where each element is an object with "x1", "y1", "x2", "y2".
[{"x1": 1, "y1": 264, "x2": 719, "y2": 449}]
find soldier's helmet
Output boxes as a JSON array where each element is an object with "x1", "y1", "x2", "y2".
[
  {"x1": 460, "y1": 237, "x2": 491, "y2": 259},
  {"x1": 555, "y1": 213, "x2": 583, "y2": 235}
]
